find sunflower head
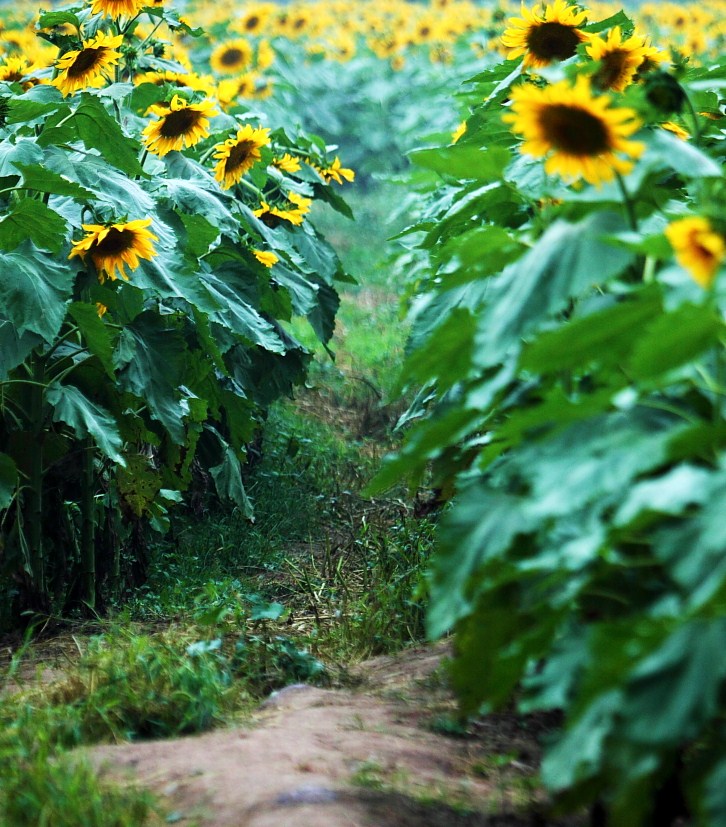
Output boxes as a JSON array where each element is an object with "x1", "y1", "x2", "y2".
[
  {"x1": 213, "y1": 124, "x2": 270, "y2": 189},
  {"x1": 142, "y1": 94, "x2": 218, "y2": 157},
  {"x1": 210, "y1": 39, "x2": 253, "y2": 75},
  {"x1": 665, "y1": 216, "x2": 725, "y2": 288},
  {"x1": 501, "y1": 0, "x2": 589, "y2": 69},
  {"x1": 69, "y1": 218, "x2": 158, "y2": 283},
  {"x1": 52, "y1": 31, "x2": 124, "y2": 97},
  {"x1": 90, "y1": 0, "x2": 145, "y2": 17},
  {"x1": 502, "y1": 76, "x2": 644, "y2": 187}
]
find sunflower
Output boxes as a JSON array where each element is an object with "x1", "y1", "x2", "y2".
[
  {"x1": 0, "y1": 57, "x2": 40, "y2": 90},
  {"x1": 213, "y1": 124, "x2": 270, "y2": 189},
  {"x1": 254, "y1": 192, "x2": 311, "y2": 227},
  {"x1": 52, "y1": 31, "x2": 123, "y2": 97},
  {"x1": 89, "y1": 0, "x2": 145, "y2": 17},
  {"x1": 69, "y1": 218, "x2": 158, "y2": 283},
  {"x1": 665, "y1": 216, "x2": 725, "y2": 288},
  {"x1": 502, "y1": 76, "x2": 644, "y2": 186},
  {"x1": 586, "y1": 27, "x2": 662, "y2": 92},
  {"x1": 210, "y1": 39, "x2": 253, "y2": 75},
  {"x1": 501, "y1": 0, "x2": 588, "y2": 69},
  {"x1": 142, "y1": 94, "x2": 218, "y2": 156}
]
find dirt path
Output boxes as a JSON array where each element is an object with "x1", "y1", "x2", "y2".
[{"x1": 86, "y1": 644, "x2": 582, "y2": 827}]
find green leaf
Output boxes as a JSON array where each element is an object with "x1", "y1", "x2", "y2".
[
  {"x1": 400, "y1": 307, "x2": 476, "y2": 389},
  {"x1": 642, "y1": 130, "x2": 723, "y2": 178},
  {"x1": 0, "y1": 243, "x2": 73, "y2": 343},
  {"x1": 627, "y1": 303, "x2": 723, "y2": 380},
  {"x1": 520, "y1": 288, "x2": 663, "y2": 374},
  {"x1": 38, "y1": 94, "x2": 144, "y2": 176},
  {"x1": 46, "y1": 381, "x2": 125, "y2": 464},
  {"x1": 207, "y1": 428, "x2": 254, "y2": 520},
  {"x1": 37, "y1": 10, "x2": 81, "y2": 29},
  {"x1": 0, "y1": 319, "x2": 41, "y2": 378},
  {"x1": 704, "y1": 757, "x2": 726, "y2": 827},
  {"x1": 176, "y1": 211, "x2": 220, "y2": 260},
  {"x1": 410, "y1": 145, "x2": 511, "y2": 180},
  {"x1": 13, "y1": 162, "x2": 95, "y2": 200},
  {"x1": 116, "y1": 313, "x2": 188, "y2": 442},
  {"x1": 0, "y1": 453, "x2": 18, "y2": 510},
  {"x1": 475, "y1": 212, "x2": 634, "y2": 367},
  {"x1": 621, "y1": 619, "x2": 726, "y2": 745},
  {"x1": 0, "y1": 199, "x2": 67, "y2": 253},
  {"x1": 68, "y1": 301, "x2": 117, "y2": 378}
]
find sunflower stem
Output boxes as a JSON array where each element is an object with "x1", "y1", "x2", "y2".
[
  {"x1": 682, "y1": 92, "x2": 703, "y2": 147},
  {"x1": 614, "y1": 170, "x2": 637, "y2": 232}
]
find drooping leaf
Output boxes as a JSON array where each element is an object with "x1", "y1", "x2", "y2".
[
  {"x1": 410, "y1": 144, "x2": 512, "y2": 180},
  {"x1": 46, "y1": 381, "x2": 125, "y2": 464},
  {"x1": 0, "y1": 243, "x2": 73, "y2": 343}
]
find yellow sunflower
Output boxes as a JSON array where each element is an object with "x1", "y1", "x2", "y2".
[
  {"x1": 665, "y1": 216, "x2": 725, "y2": 288},
  {"x1": 254, "y1": 192, "x2": 311, "y2": 227},
  {"x1": 0, "y1": 57, "x2": 40, "y2": 90},
  {"x1": 52, "y1": 31, "x2": 123, "y2": 97},
  {"x1": 502, "y1": 76, "x2": 644, "y2": 186},
  {"x1": 213, "y1": 124, "x2": 270, "y2": 189},
  {"x1": 142, "y1": 94, "x2": 218, "y2": 156},
  {"x1": 501, "y1": 0, "x2": 589, "y2": 69},
  {"x1": 89, "y1": 0, "x2": 145, "y2": 17},
  {"x1": 210, "y1": 39, "x2": 253, "y2": 75},
  {"x1": 69, "y1": 218, "x2": 158, "y2": 283},
  {"x1": 586, "y1": 27, "x2": 663, "y2": 92}
]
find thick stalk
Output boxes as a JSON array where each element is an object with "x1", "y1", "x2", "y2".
[
  {"x1": 80, "y1": 436, "x2": 96, "y2": 610},
  {"x1": 26, "y1": 354, "x2": 46, "y2": 601}
]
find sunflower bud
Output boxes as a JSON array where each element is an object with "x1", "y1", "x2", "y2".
[{"x1": 644, "y1": 71, "x2": 687, "y2": 115}]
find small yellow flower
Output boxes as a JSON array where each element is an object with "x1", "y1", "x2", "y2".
[
  {"x1": 315, "y1": 157, "x2": 355, "y2": 185},
  {"x1": 660, "y1": 121, "x2": 690, "y2": 141},
  {"x1": 253, "y1": 250, "x2": 279, "y2": 267},
  {"x1": 451, "y1": 121, "x2": 467, "y2": 144},
  {"x1": 273, "y1": 153, "x2": 302, "y2": 174},
  {"x1": 665, "y1": 217, "x2": 725, "y2": 288},
  {"x1": 69, "y1": 218, "x2": 158, "y2": 283}
]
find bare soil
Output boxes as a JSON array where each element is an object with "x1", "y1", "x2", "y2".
[{"x1": 86, "y1": 642, "x2": 585, "y2": 827}]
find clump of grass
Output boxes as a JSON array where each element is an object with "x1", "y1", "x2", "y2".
[{"x1": 0, "y1": 753, "x2": 156, "y2": 827}]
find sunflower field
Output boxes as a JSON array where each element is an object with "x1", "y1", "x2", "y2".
[{"x1": 2, "y1": 0, "x2": 726, "y2": 824}]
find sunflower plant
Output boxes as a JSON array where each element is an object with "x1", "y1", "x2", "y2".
[
  {"x1": 370, "y1": 3, "x2": 726, "y2": 825},
  {"x1": 0, "y1": 0, "x2": 353, "y2": 621}
]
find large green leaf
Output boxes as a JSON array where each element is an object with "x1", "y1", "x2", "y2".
[
  {"x1": 206, "y1": 427, "x2": 254, "y2": 519},
  {"x1": 14, "y1": 162, "x2": 95, "y2": 200},
  {"x1": 68, "y1": 301, "x2": 117, "y2": 378},
  {"x1": 0, "y1": 199, "x2": 67, "y2": 253},
  {"x1": 0, "y1": 243, "x2": 73, "y2": 343},
  {"x1": 0, "y1": 319, "x2": 41, "y2": 378},
  {"x1": 115, "y1": 313, "x2": 188, "y2": 442},
  {"x1": 410, "y1": 144, "x2": 512, "y2": 180},
  {"x1": 46, "y1": 381, "x2": 125, "y2": 464},
  {"x1": 38, "y1": 93, "x2": 144, "y2": 176},
  {"x1": 474, "y1": 212, "x2": 635, "y2": 367}
]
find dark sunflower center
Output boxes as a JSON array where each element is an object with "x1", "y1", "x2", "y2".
[
  {"x1": 226, "y1": 140, "x2": 255, "y2": 172},
  {"x1": 160, "y1": 107, "x2": 200, "y2": 138},
  {"x1": 539, "y1": 104, "x2": 611, "y2": 155},
  {"x1": 594, "y1": 49, "x2": 629, "y2": 89},
  {"x1": 2, "y1": 71, "x2": 23, "y2": 82},
  {"x1": 526, "y1": 22, "x2": 582, "y2": 62},
  {"x1": 259, "y1": 211, "x2": 281, "y2": 228},
  {"x1": 245, "y1": 15, "x2": 260, "y2": 30},
  {"x1": 292, "y1": 17, "x2": 306, "y2": 30},
  {"x1": 221, "y1": 48, "x2": 244, "y2": 66},
  {"x1": 95, "y1": 228, "x2": 133, "y2": 255},
  {"x1": 68, "y1": 47, "x2": 104, "y2": 77}
]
